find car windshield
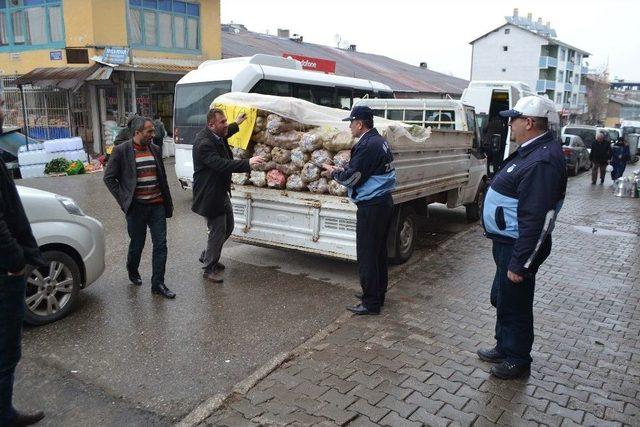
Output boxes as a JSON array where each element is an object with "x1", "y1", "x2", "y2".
[
  {"x1": 562, "y1": 137, "x2": 572, "y2": 146},
  {"x1": 564, "y1": 128, "x2": 595, "y2": 147},
  {"x1": 174, "y1": 81, "x2": 232, "y2": 127}
]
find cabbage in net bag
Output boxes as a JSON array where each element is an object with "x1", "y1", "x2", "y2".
[
  {"x1": 271, "y1": 147, "x2": 292, "y2": 164},
  {"x1": 301, "y1": 162, "x2": 321, "y2": 183},
  {"x1": 250, "y1": 171, "x2": 267, "y2": 187},
  {"x1": 332, "y1": 150, "x2": 351, "y2": 169},
  {"x1": 328, "y1": 179, "x2": 348, "y2": 196},
  {"x1": 307, "y1": 177, "x2": 329, "y2": 194},
  {"x1": 275, "y1": 162, "x2": 300, "y2": 176},
  {"x1": 253, "y1": 143, "x2": 272, "y2": 161},
  {"x1": 232, "y1": 147, "x2": 250, "y2": 160},
  {"x1": 232, "y1": 173, "x2": 250, "y2": 185},
  {"x1": 264, "y1": 130, "x2": 301, "y2": 150},
  {"x1": 323, "y1": 130, "x2": 354, "y2": 152},
  {"x1": 286, "y1": 174, "x2": 305, "y2": 191},
  {"x1": 266, "y1": 169, "x2": 287, "y2": 189},
  {"x1": 290, "y1": 148, "x2": 310, "y2": 168},
  {"x1": 311, "y1": 149, "x2": 333, "y2": 167}
]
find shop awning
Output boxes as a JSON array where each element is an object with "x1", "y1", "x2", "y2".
[{"x1": 13, "y1": 64, "x2": 111, "y2": 91}]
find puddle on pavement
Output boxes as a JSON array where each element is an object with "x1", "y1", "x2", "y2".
[{"x1": 572, "y1": 225, "x2": 637, "y2": 238}]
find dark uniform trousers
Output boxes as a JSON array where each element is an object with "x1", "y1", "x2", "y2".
[
  {"x1": 490, "y1": 238, "x2": 551, "y2": 366},
  {"x1": 356, "y1": 193, "x2": 394, "y2": 311}
]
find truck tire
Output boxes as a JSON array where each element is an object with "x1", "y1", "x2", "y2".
[
  {"x1": 389, "y1": 206, "x2": 417, "y2": 265},
  {"x1": 23, "y1": 250, "x2": 81, "y2": 326},
  {"x1": 465, "y1": 181, "x2": 486, "y2": 222}
]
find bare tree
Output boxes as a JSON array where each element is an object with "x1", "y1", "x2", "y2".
[{"x1": 585, "y1": 71, "x2": 609, "y2": 125}]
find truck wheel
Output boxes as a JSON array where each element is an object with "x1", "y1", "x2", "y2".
[
  {"x1": 390, "y1": 207, "x2": 417, "y2": 265},
  {"x1": 465, "y1": 181, "x2": 486, "y2": 222},
  {"x1": 23, "y1": 250, "x2": 81, "y2": 326}
]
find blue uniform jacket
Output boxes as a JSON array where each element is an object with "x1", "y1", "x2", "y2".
[
  {"x1": 482, "y1": 131, "x2": 567, "y2": 275},
  {"x1": 332, "y1": 128, "x2": 396, "y2": 204}
]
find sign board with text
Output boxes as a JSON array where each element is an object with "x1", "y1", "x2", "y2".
[
  {"x1": 103, "y1": 47, "x2": 130, "y2": 65},
  {"x1": 282, "y1": 53, "x2": 336, "y2": 74},
  {"x1": 49, "y1": 50, "x2": 63, "y2": 61}
]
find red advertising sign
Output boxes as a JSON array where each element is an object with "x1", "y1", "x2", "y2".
[{"x1": 282, "y1": 53, "x2": 336, "y2": 74}]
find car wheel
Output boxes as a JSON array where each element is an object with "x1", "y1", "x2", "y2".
[
  {"x1": 465, "y1": 181, "x2": 487, "y2": 222},
  {"x1": 568, "y1": 162, "x2": 578, "y2": 176},
  {"x1": 389, "y1": 207, "x2": 417, "y2": 265},
  {"x1": 24, "y1": 250, "x2": 81, "y2": 326}
]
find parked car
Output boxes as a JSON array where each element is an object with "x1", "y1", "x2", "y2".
[
  {"x1": 562, "y1": 125, "x2": 597, "y2": 149},
  {"x1": 17, "y1": 186, "x2": 105, "y2": 325},
  {"x1": 561, "y1": 134, "x2": 591, "y2": 176}
]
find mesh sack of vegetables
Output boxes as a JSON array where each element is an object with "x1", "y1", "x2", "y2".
[
  {"x1": 311, "y1": 149, "x2": 333, "y2": 167},
  {"x1": 253, "y1": 143, "x2": 272, "y2": 161},
  {"x1": 44, "y1": 158, "x2": 70, "y2": 175},
  {"x1": 232, "y1": 147, "x2": 250, "y2": 160},
  {"x1": 332, "y1": 150, "x2": 351, "y2": 169},
  {"x1": 264, "y1": 130, "x2": 301, "y2": 150},
  {"x1": 323, "y1": 130, "x2": 354, "y2": 151},
  {"x1": 266, "y1": 169, "x2": 286, "y2": 189},
  {"x1": 232, "y1": 173, "x2": 250, "y2": 185},
  {"x1": 301, "y1": 162, "x2": 321, "y2": 183},
  {"x1": 290, "y1": 148, "x2": 310, "y2": 168},
  {"x1": 275, "y1": 162, "x2": 300, "y2": 176},
  {"x1": 286, "y1": 174, "x2": 305, "y2": 191},
  {"x1": 307, "y1": 177, "x2": 329, "y2": 194},
  {"x1": 250, "y1": 171, "x2": 267, "y2": 187},
  {"x1": 271, "y1": 147, "x2": 292, "y2": 164},
  {"x1": 252, "y1": 161, "x2": 277, "y2": 172},
  {"x1": 328, "y1": 179, "x2": 348, "y2": 196}
]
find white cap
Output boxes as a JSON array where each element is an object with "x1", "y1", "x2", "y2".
[{"x1": 499, "y1": 96, "x2": 558, "y2": 122}]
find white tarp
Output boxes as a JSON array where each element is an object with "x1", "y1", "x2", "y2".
[{"x1": 212, "y1": 92, "x2": 432, "y2": 147}]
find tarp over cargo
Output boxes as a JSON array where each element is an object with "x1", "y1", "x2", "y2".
[{"x1": 212, "y1": 92, "x2": 433, "y2": 149}]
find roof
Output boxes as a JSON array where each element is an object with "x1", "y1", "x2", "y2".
[
  {"x1": 221, "y1": 28, "x2": 469, "y2": 96},
  {"x1": 609, "y1": 97, "x2": 640, "y2": 107},
  {"x1": 469, "y1": 23, "x2": 590, "y2": 56},
  {"x1": 13, "y1": 65, "x2": 103, "y2": 90}
]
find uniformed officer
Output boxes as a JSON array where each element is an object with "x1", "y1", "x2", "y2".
[
  {"x1": 322, "y1": 106, "x2": 396, "y2": 315},
  {"x1": 478, "y1": 96, "x2": 567, "y2": 379}
]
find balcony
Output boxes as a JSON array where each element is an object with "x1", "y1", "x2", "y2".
[
  {"x1": 539, "y1": 56, "x2": 558, "y2": 69},
  {"x1": 536, "y1": 80, "x2": 556, "y2": 92}
]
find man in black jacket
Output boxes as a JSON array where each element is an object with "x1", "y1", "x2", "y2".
[
  {"x1": 103, "y1": 116, "x2": 176, "y2": 299},
  {"x1": 192, "y1": 108, "x2": 264, "y2": 283},
  {"x1": 590, "y1": 132, "x2": 611, "y2": 184},
  {"x1": 1, "y1": 98, "x2": 47, "y2": 426}
]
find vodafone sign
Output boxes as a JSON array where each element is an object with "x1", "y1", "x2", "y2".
[{"x1": 283, "y1": 53, "x2": 336, "y2": 74}]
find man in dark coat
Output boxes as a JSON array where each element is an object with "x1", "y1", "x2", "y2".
[
  {"x1": 104, "y1": 116, "x2": 175, "y2": 299},
  {"x1": 0, "y1": 97, "x2": 48, "y2": 426},
  {"x1": 589, "y1": 132, "x2": 612, "y2": 184},
  {"x1": 192, "y1": 108, "x2": 264, "y2": 283}
]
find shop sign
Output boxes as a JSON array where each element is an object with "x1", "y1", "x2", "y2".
[
  {"x1": 103, "y1": 47, "x2": 130, "y2": 65},
  {"x1": 49, "y1": 50, "x2": 63, "y2": 61},
  {"x1": 282, "y1": 53, "x2": 336, "y2": 73}
]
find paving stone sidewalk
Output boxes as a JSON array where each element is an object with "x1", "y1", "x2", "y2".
[{"x1": 202, "y1": 171, "x2": 640, "y2": 426}]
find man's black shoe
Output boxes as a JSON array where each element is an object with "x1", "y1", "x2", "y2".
[
  {"x1": 477, "y1": 346, "x2": 505, "y2": 363},
  {"x1": 151, "y1": 284, "x2": 176, "y2": 299},
  {"x1": 128, "y1": 274, "x2": 142, "y2": 286},
  {"x1": 215, "y1": 262, "x2": 225, "y2": 270},
  {"x1": 490, "y1": 361, "x2": 531, "y2": 380},
  {"x1": 346, "y1": 303, "x2": 379, "y2": 315},
  {"x1": 9, "y1": 410, "x2": 45, "y2": 426},
  {"x1": 354, "y1": 293, "x2": 385, "y2": 306}
]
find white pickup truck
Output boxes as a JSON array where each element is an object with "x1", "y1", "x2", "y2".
[{"x1": 223, "y1": 95, "x2": 488, "y2": 264}]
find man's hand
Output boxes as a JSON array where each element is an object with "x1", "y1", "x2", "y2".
[
  {"x1": 249, "y1": 155, "x2": 265, "y2": 167},
  {"x1": 236, "y1": 112, "x2": 247, "y2": 125},
  {"x1": 321, "y1": 163, "x2": 337, "y2": 178},
  {"x1": 8, "y1": 267, "x2": 26, "y2": 277},
  {"x1": 507, "y1": 270, "x2": 524, "y2": 283}
]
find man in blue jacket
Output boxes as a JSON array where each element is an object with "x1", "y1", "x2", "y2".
[
  {"x1": 478, "y1": 96, "x2": 567, "y2": 379},
  {"x1": 322, "y1": 106, "x2": 396, "y2": 315}
]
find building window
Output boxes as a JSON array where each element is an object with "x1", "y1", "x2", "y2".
[
  {"x1": 0, "y1": 0, "x2": 64, "y2": 50},
  {"x1": 128, "y1": 0, "x2": 200, "y2": 51},
  {"x1": 504, "y1": 28, "x2": 510, "y2": 34},
  {"x1": 503, "y1": 46, "x2": 508, "y2": 51}
]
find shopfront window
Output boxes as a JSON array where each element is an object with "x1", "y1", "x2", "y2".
[
  {"x1": 128, "y1": 0, "x2": 200, "y2": 52},
  {"x1": 0, "y1": 0, "x2": 64, "y2": 51}
]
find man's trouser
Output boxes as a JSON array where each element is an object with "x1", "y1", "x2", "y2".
[
  {"x1": 591, "y1": 162, "x2": 607, "y2": 183},
  {"x1": 202, "y1": 197, "x2": 234, "y2": 275},
  {"x1": 489, "y1": 241, "x2": 544, "y2": 366},
  {"x1": 126, "y1": 202, "x2": 167, "y2": 287},
  {"x1": 0, "y1": 274, "x2": 26, "y2": 425},
  {"x1": 356, "y1": 193, "x2": 394, "y2": 311}
]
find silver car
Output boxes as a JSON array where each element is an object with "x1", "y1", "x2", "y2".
[{"x1": 17, "y1": 186, "x2": 105, "y2": 325}]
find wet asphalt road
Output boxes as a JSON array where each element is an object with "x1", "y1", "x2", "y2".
[{"x1": 13, "y1": 160, "x2": 472, "y2": 426}]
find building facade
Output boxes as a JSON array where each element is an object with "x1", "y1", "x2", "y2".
[
  {"x1": 470, "y1": 9, "x2": 589, "y2": 122},
  {"x1": 0, "y1": 0, "x2": 221, "y2": 153}
]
